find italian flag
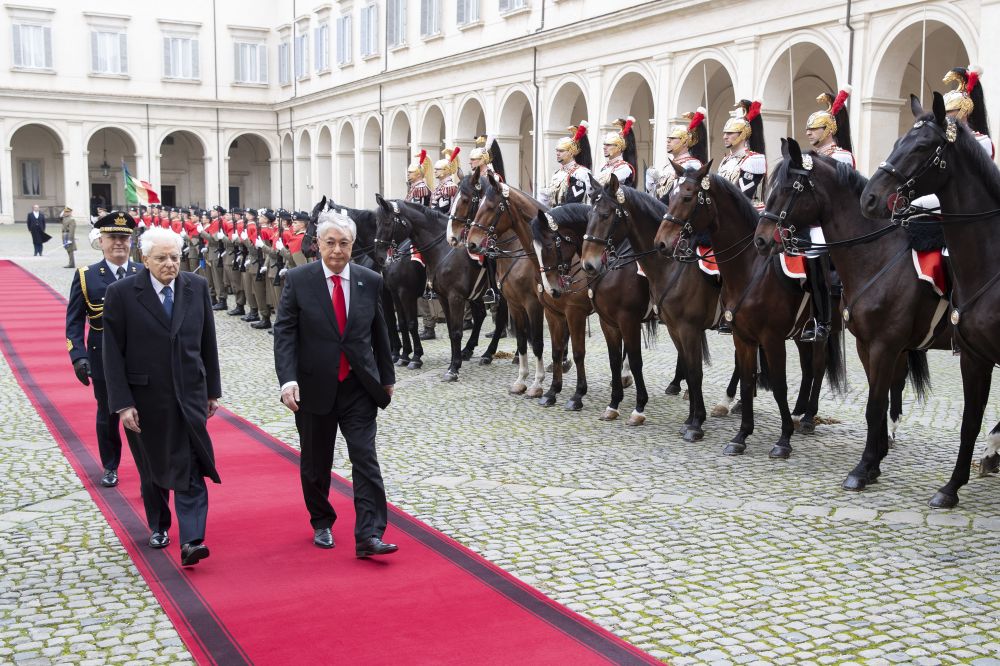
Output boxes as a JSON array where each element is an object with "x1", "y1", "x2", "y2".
[{"x1": 123, "y1": 161, "x2": 160, "y2": 205}]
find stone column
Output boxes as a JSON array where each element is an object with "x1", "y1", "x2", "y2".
[
  {"x1": 734, "y1": 36, "x2": 759, "y2": 99},
  {"x1": 760, "y1": 109, "x2": 792, "y2": 162},
  {"x1": 859, "y1": 96, "x2": 905, "y2": 175},
  {"x1": 494, "y1": 135, "x2": 522, "y2": 190},
  {"x1": 652, "y1": 53, "x2": 674, "y2": 170}
]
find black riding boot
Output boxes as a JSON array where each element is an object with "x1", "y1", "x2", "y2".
[{"x1": 801, "y1": 255, "x2": 831, "y2": 343}]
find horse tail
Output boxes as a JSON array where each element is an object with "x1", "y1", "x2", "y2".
[
  {"x1": 756, "y1": 346, "x2": 772, "y2": 392},
  {"x1": 906, "y1": 350, "x2": 932, "y2": 403},
  {"x1": 643, "y1": 320, "x2": 658, "y2": 349},
  {"x1": 824, "y1": 326, "x2": 849, "y2": 395},
  {"x1": 701, "y1": 330, "x2": 712, "y2": 365}
]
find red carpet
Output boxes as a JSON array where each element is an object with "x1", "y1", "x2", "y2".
[{"x1": 0, "y1": 261, "x2": 659, "y2": 665}]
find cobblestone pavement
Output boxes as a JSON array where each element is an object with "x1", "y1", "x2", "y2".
[{"x1": 3, "y1": 225, "x2": 1000, "y2": 665}]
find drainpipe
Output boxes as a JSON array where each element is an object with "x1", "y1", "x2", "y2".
[
  {"x1": 845, "y1": 0, "x2": 855, "y2": 85},
  {"x1": 530, "y1": 2, "x2": 546, "y2": 193},
  {"x1": 276, "y1": 111, "x2": 282, "y2": 208}
]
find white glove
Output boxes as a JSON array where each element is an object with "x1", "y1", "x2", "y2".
[
  {"x1": 258, "y1": 265, "x2": 267, "y2": 274},
  {"x1": 279, "y1": 268, "x2": 288, "y2": 277},
  {"x1": 138, "y1": 221, "x2": 147, "y2": 229},
  {"x1": 255, "y1": 237, "x2": 264, "y2": 249},
  {"x1": 200, "y1": 247, "x2": 208, "y2": 255},
  {"x1": 216, "y1": 231, "x2": 224, "y2": 240},
  {"x1": 240, "y1": 230, "x2": 248, "y2": 241},
  {"x1": 275, "y1": 239, "x2": 284, "y2": 251},
  {"x1": 181, "y1": 229, "x2": 188, "y2": 238},
  {"x1": 196, "y1": 223, "x2": 204, "y2": 233}
]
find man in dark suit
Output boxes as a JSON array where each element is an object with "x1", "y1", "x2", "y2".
[
  {"x1": 273, "y1": 211, "x2": 398, "y2": 557},
  {"x1": 27, "y1": 204, "x2": 47, "y2": 256},
  {"x1": 103, "y1": 226, "x2": 222, "y2": 567},
  {"x1": 66, "y1": 212, "x2": 141, "y2": 489}
]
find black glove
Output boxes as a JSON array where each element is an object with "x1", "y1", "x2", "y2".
[{"x1": 73, "y1": 358, "x2": 91, "y2": 386}]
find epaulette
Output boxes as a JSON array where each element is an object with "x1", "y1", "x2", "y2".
[
  {"x1": 741, "y1": 152, "x2": 767, "y2": 175},
  {"x1": 78, "y1": 266, "x2": 104, "y2": 330},
  {"x1": 439, "y1": 183, "x2": 458, "y2": 198},
  {"x1": 675, "y1": 155, "x2": 702, "y2": 169},
  {"x1": 409, "y1": 184, "x2": 430, "y2": 199}
]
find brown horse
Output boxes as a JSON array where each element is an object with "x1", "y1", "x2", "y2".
[
  {"x1": 580, "y1": 177, "x2": 742, "y2": 442},
  {"x1": 656, "y1": 163, "x2": 847, "y2": 458},
  {"x1": 465, "y1": 174, "x2": 592, "y2": 410},
  {"x1": 448, "y1": 172, "x2": 548, "y2": 397},
  {"x1": 756, "y1": 138, "x2": 943, "y2": 490},
  {"x1": 862, "y1": 93, "x2": 1000, "y2": 507},
  {"x1": 531, "y1": 205, "x2": 655, "y2": 424}
]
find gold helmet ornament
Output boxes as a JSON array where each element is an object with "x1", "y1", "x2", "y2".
[
  {"x1": 434, "y1": 146, "x2": 461, "y2": 176},
  {"x1": 469, "y1": 136, "x2": 491, "y2": 164},
  {"x1": 468, "y1": 135, "x2": 506, "y2": 179},
  {"x1": 943, "y1": 64, "x2": 989, "y2": 135},
  {"x1": 723, "y1": 100, "x2": 765, "y2": 152},
  {"x1": 407, "y1": 149, "x2": 434, "y2": 188},
  {"x1": 556, "y1": 121, "x2": 593, "y2": 169},
  {"x1": 806, "y1": 86, "x2": 853, "y2": 151},
  {"x1": 602, "y1": 116, "x2": 634, "y2": 154}
]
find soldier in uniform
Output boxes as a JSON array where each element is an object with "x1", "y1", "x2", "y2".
[
  {"x1": 206, "y1": 206, "x2": 228, "y2": 310},
  {"x1": 646, "y1": 108, "x2": 708, "y2": 200},
  {"x1": 540, "y1": 121, "x2": 593, "y2": 207},
  {"x1": 224, "y1": 210, "x2": 248, "y2": 316},
  {"x1": 60, "y1": 206, "x2": 77, "y2": 268},
  {"x1": 597, "y1": 117, "x2": 638, "y2": 188},
  {"x1": 288, "y1": 211, "x2": 310, "y2": 267},
  {"x1": 240, "y1": 209, "x2": 261, "y2": 323},
  {"x1": 944, "y1": 65, "x2": 993, "y2": 156},
  {"x1": 66, "y1": 211, "x2": 141, "y2": 488},
  {"x1": 431, "y1": 147, "x2": 462, "y2": 215},
  {"x1": 182, "y1": 212, "x2": 201, "y2": 273},
  {"x1": 254, "y1": 209, "x2": 279, "y2": 331},
  {"x1": 469, "y1": 135, "x2": 506, "y2": 180},
  {"x1": 800, "y1": 88, "x2": 855, "y2": 343},
  {"x1": 406, "y1": 150, "x2": 433, "y2": 206}
]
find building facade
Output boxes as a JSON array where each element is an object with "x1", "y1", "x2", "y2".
[{"x1": 0, "y1": 0, "x2": 994, "y2": 223}]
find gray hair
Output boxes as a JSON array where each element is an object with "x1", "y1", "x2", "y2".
[
  {"x1": 316, "y1": 210, "x2": 356, "y2": 242},
  {"x1": 139, "y1": 227, "x2": 184, "y2": 256}
]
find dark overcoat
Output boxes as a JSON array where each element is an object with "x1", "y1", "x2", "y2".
[{"x1": 103, "y1": 268, "x2": 222, "y2": 490}]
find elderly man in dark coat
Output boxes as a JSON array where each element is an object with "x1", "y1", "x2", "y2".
[
  {"x1": 103, "y1": 225, "x2": 222, "y2": 567},
  {"x1": 27, "y1": 204, "x2": 48, "y2": 256}
]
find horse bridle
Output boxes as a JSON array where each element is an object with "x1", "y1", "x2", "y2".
[
  {"x1": 449, "y1": 182, "x2": 481, "y2": 242},
  {"x1": 537, "y1": 213, "x2": 584, "y2": 291},
  {"x1": 374, "y1": 201, "x2": 412, "y2": 264},
  {"x1": 469, "y1": 182, "x2": 512, "y2": 255},
  {"x1": 759, "y1": 157, "x2": 818, "y2": 254},
  {"x1": 660, "y1": 175, "x2": 713, "y2": 262},
  {"x1": 878, "y1": 117, "x2": 955, "y2": 223},
  {"x1": 581, "y1": 189, "x2": 630, "y2": 263}
]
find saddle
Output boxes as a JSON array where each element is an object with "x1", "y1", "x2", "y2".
[{"x1": 905, "y1": 219, "x2": 950, "y2": 297}]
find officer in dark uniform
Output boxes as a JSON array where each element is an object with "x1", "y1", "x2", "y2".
[{"x1": 66, "y1": 211, "x2": 141, "y2": 488}]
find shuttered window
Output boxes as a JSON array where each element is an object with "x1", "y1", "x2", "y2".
[
  {"x1": 91, "y1": 31, "x2": 127, "y2": 75},
  {"x1": 234, "y1": 42, "x2": 267, "y2": 84},
  {"x1": 314, "y1": 23, "x2": 329, "y2": 71},
  {"x1": 336, "y1": 15, "x2": 352, "y2": 66},
  {"x1": 278, "y1": 41, "x2": 290, "y2": 85},
  {"x1": 457, "y1": 0, "x2": 480, "y2": 25},
  {"x1": 360, "y1": 5, "x2": 378, "y2": 57},
  {"x1": 386, "y1": 0, "x2": 406, "y2": 48},
  {"x1": 163, "y1": 37, "x2": 199, "y2": 79},
  {"x1": 420, "y1": 0, "x2": 440, "y2": 37},
  {"x1": 294, "y1": 32, "x2": 309, "y2": 79},
  {"x1": 12, "y1": 24, "x2": 53, "y2": 69}
]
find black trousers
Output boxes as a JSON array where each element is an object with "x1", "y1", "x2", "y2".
[
  {"x1": 91, "y1": 377, "x2": 123, "y2": 471},
  {"x1": 295, "y1": 373, "x2": 388, "y2": 542},
  {"x1": 125, "y1": 430, "x2": 209, "y2": 545},
  {"x1": 32, "y1": 242, "x2": 43, "y2": 255}
]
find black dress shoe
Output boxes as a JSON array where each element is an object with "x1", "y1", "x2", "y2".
[
  {"x1": 356, "y1": 536, "x2": 398, "y2": 558},
  {"x1": 313, "y1": 528, "x2": 335, "y2": 549},
  {"x1": 419, "y1": 328, "x2": 436, "y2": 340},
  {"x1": 181, "y1": 542, "x2": 210, "y2": 566},
  {"x1": 241, "y1": 310, "x2": 260, "y2": 322},
  {"x1": 212, "y1": 301, "x2": 228, "y2": 311},
  {"x1": 251, "y1": 319, "x2": 271, "y2": 329},
  {"x1": 149, "y1": 531, "x2": 170, "y2": 549},
  {"x1": 100, "y1": 469, "x2": 118, "y2": 487},
  {"x1": 227, "y1": 306, "x2": 246, "y2": 316}
]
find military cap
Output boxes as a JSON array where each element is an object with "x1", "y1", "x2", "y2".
[
  {"x1": 293, "y1": 210, "x2": 310, "y2": 222},
  {"x1": 263, "y1": 209, "x2": 277, "y2": 221},
  {"x1": 244, "y1": 207, "x2": 257, "y2": 218},
  {"x1": 94, "y1": 210, "x2": 137, "y2": 235},
  {"x1": 213, "y1": 205, "x2": 227, "y2": 215},
  {"x1": 277, "y1": 209, "x2": 292, "y2": 221}
]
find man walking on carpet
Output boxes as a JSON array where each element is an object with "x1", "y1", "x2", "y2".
[
  {"x1": 273, "y1": 210, "x2": 398, "y2": 557},
  {"x1": 102, "y1": 225, "x2": 222, "y2": 567}
]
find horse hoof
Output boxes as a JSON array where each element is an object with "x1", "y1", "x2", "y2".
[
  {"x1": 538, "y1": 395, "x2": 556, "y2": 407},
  {"x1": 664, "y1": 383, "x2": 681, "y2": 396},
  {"x1": 796, "y1": 420, "x2": 816, "y2": 435},
  {"x1": 390, "y1": 353, "x2": 400, "y2": 364},
  {"x1": 980, "y1": 454, "x2": 1000, "y2": 476},
  {"x1": 564, "y1": 399, "x2": 583, "y2": 412},
  {"x1": 478, "y1": 356, "x2": 493, "y2": 366},
  {"x1": 710, "y1": 404, "x2": 730, "y2": 418},
  {"x1": 600, "y1": 408, "x2": 620, "y2": 421},
  {"x1": 628, "y1": 412, "x2": 646, "y2": 427},
  {"x1": 509, "y1": 383, "x2": 527, "y2": 395},
  {"x1": 682, "y1": 427, "x2": 703, "y2": 442},
  {"x1": 395, "y1": 358, "x2": 408, "y2": 367},
  {"x1": 525, "y1": 386, "x2": 543, "y2": 398},
  {"x1": 768, "y1": 444, "x2": 792, "y2": 459},
  {"x1": 620, "y1": 375, "x2": 633, "y2": 389},
  {"x1": 441, "y1": 371, "x2": 458, "y2": 382},
  {"x1": 512, "y1": 355, "x2": 519, "y2": 365},
  {"x1": 407, "y1": 360, "x2": 423, "y2": 370},
  {"x1": 842, "y1": 475, "x2": 867, "y2": 492},
  {"x1": 929, "y1": 491, "x2": 959, "y2": 509},
  {"x1": 562, "y1": 359, "x2": 573, "y2": 372},
  {"x1": 722, "y1": 442, "x2": 746, "y2": 456},
  {"x1": 730, "y1": 400, "x2": 743, "y2": 415}
]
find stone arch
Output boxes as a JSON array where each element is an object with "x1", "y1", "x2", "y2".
[
  {"x1": 456, "y1": 94, "x2": 487, "y2": 140},
  {"x1": 8, "y1": 123, "x2": 65, "y2": 220},
  {"x1": 605, "y1": 69, "x2": 655, "y2": 188},
  {"x1": 227, "y1": 133, "x2": 272, "y2": 210},
  {"x1": 497, "y1": 88, "x2": 535, "y2": 191},
  {"x1": 418, "y1": 103, "x2": 446, "y2": 153},
  {"x1": 387, "y1": 109, "x2": 412, "y2": 198},
  {"x1": 545, "y1": 79, "x2": 590, "y2": 177},
  {"x1": 336, "y1": 121, "x2": 357, "y2": 206},
  {"x1": 86, "y1": 127, "x2": 137, "y2": 215},
  {"x1": 280, "y1": 133, "x2": 294, "y2": 208},
  {"x1": 674, "y1": 57, "x2": 737, "y2": 164},
  {"x1": 316, "y1": 125, "x2": 334, "y2": 202},
  {"x1": 360, "y1": 115, "x2": 382, "y2": 207},
  {"x1": 159, "y1": 130, "x2": 207, "y2": 207},
  {"x1": 297, "y1": 128, "x2": 313, "y2": 210}
]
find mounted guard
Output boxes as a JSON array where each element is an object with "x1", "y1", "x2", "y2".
[
  {"x1": 718, "y1": 100, "x2": 766, "y2": 208},
  {"x1": 646, "y1": 107, "x2": 707, "y2": 200},
  {"x1": 431, "y1": 146, "x2": 462, "y2": 215},
  {"x1": 539, "y1": 121, "x2": 593, "y2": 207},
  {"x1": 597, "y1": 116, "x2": 637, "y2": 188},
  {"x1": 406, "y1": 150, "x2": 433, "y2": 207},
  {"x1": 469, "y1": 135, "x2": 506, "y2": 181}
]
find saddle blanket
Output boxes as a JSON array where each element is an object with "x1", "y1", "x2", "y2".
[
  {"x1": 913, "y1": 249, "x2": 947, "y2": 296},
  {"x1": 780, "y1": 253, "x2": 806, "y2": 281},
  {"x1": 411, "y1": 250, "x2": 425, "y2": 266},
  {"x1": 698, "y1": 245, "x2": 719, "y2": 277},
  {"x1": 636, "y1": 262, "x2": 647, "y2": 278}
]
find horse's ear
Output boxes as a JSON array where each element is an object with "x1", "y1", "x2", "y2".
[
  {"x1": 670, "y1": 159, "x2": 685, "y2": 178},
  {"x1": 319, "y1": 195, "x2": 329, "y2": 211},
  {"x1": 932, "y1": 91, "x2": 946, "y2": 126},
  {"x1": 588, "y1": 173, "x2": 602, "y2": 193},
  {"x1": 608, "y1": 173, "x2": 620, "y2": 195},
  {"x1": 486, "y1": 169, "x2": 498, "y2": 188},
  {"x1": 909, "y1": 93, "x2": 924, "y2": 119},
  {"x1": 375, "y1": 193, "x2": 391, "y2": 213},
  {"x1": 788, "y1": 138, "x2": 803, "y2": 168},
  {"x1": 780, "y1": 138, "x2": 789, "y2": 160},
  {"x1": 697, "y1": 159, "x2": 713, "y2": 179}
]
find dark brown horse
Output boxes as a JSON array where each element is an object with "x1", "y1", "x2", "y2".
[
  {"x1": 531, "y1": 205, "x2": 655, "y2": 424},
  {"x1": 466, "y1": 175, "x2": 591, "y2": 409},
  {"x1": 580, "y1": 177, "x2": 741, "y2": 442},
  {"x1": 862, "y1": 92, "x2": 1000, "y2": 507},
  {"x1": 756, "y1": 138, "x2": 943, "y2": 490},
  {"x1": 656, "y1": 164, "x2": 847, "y2": 458},
  {"x1": 448, "y1": 172, "x2": 548, "y2": 397},
  {"x1": 373, "y1": 195, "x2": 503, "y2": 380}
]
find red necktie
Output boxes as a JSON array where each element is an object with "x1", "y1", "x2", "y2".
[{"x1": 331, "y1": 275, "x2": 350, "y2": 381}]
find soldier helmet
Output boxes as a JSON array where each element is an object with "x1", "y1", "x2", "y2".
[
  {"x1": 93, "y1": 210, "x2": 137, "y2": 235},
  {"x1": 944, "y1": 65, "x2": 990, "y2": 136},
  {"x1": 434, "y1": 146, "x2": 462, "y2": 176},
  {"x1": 807, "y1": 86, "x2": 853, "y2": 152},
  {"x1": 723, "y1": 100, "x2": 765, "y2": 153},
  {"x1": 668, "y1": 108, "x2": 708, "y2": 163},
  {"x1": 557, "y1": 121, "x2": 592, "y2": 170}
]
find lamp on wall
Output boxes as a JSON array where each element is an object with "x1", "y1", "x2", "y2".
[{"x1": 99, "y1": 131, "x2": 111, "y2": 178}]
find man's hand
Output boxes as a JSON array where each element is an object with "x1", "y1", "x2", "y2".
[
  {"x1": 119, "y1": 407, "x2": 141, "y2": 433},
  {"x1": 73, "y1": 358, "x2": 91, "y2": 386},
  {"x1": 281, "y1": 384, "x2": 300, "y2": 412},
  {"x1": 208, "y1": 398, "x2": 220, "y2": 418},
  {"x1": 384, "y1": 385, "x2": 395, "y2": 398}
]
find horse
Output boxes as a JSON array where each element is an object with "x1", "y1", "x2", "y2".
[
  {"x1": 448, "y1": 171, "x2": 547, "y2": 397},
  {"x1": 861, "y1": 92, "x2": 1000, "y2": 508},
  {"x1": 310, "y1": 196, "x2": 403, "y2": 361},
  {"x1": 756, "y1": 138, "x2": 944, "y2": 490},
  {"x1": 655, "y1": 163, "x2": 847, "y2": 458},
  {"x1": 580, "y1": 176, "x2": 741, "y2": 442},
  {"x1": 373, "y1": 195, "x2": 504, "y2": 380},
  {"x1": 530, "y1": 205, "x2": 655, "y2": 424},
  {"x1": 466, "y1": 174, "x2": 591, "y2": 410}
]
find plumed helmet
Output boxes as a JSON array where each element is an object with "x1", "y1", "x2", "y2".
[
  {"x1": 806, "y1": 86, "x2": 853, "y2": 152},
  {"x1": 668, "y1": 107, "x2": 708, "y2": 162},
  {"x1": 407, "y1": 149, "x2": 435, "y2": 187},
  {"x1": 944, "y1": 65, "x2": 990, "y2": 136},
  {"x1": 723, "y1": 100, "x2": 764, "y2": 153},
  {"x1": 434, "y1": 146, "x2": 461, "y2": 175}
]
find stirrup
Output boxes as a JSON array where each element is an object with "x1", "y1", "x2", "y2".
[
  {"x1": 483, "y1": 288, "x2": 498, "y2": 305},
  {"x1": 422, "y1": 288, "x2": 437, "y2": 300}
]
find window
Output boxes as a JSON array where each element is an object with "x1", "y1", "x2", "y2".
[
  {"x1": 336, "y1": 15, "x2": 352, "y2": 66},
  {"x1": 20, "y1": 160, "x2": 41, "y2": 197},
  {"x1": 294, "y1": 32, "x2": 309, "y2": 79},
  {"x1": 11, "y1": 24, "x2": 53, "y2": 69},
  {"x1": 234, "y1": 42, "x2": 267, "y2": 84},
  {"x1": 91, "y1": 31, "x2": 127, "y2": 75},
  {"x1": 314, "y1": 22, "x2": 330, "y2": 72},
  {"x1": 387, "y1": 0, "x2": 406, "y2": 48},
  {"x1": 163, "y1": 37, "x2": 199, "y2": 79},
  {"x1": 420, "y1": 0, "x2": 440, "y2": 38},
  {"x1": 499, "y1": 0, "x2": 526, "y2": 11},
  {"x1": 360, "y1": 5, "x2": 378, "y2": 57},
  {"x1": 278, "y1": 40, "x2": 290, "y2": 85},
  {"x1": 457, "y1": 0, "x2": 480, "y2": 25}
]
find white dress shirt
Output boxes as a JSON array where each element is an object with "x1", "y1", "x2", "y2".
[
  {"x1": 105, "y1": 260, "x2": 128, "y2": 279},
  {"x1": 150, "y1": 273, "x2": 176, "y2": 304}
]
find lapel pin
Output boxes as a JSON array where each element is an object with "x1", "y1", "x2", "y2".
[{"x1": 357, "y1": 281, "x2": 363, "y2": 287}]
